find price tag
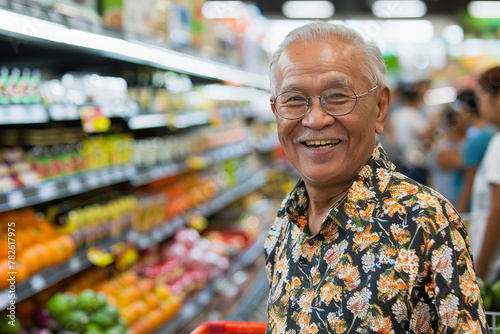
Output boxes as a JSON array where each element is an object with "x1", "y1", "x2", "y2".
[
  {"x1": 138, "y1": 237, "x2": 151, "y2": 250},
  {"x1": 0, "y1": 106, "x2": 8, "y2": 123},
  {"x1": 98, "y1": 171, "x2": 110, "y2": 184},
  {"x1": 9, "y1": 105, "x2": 25, "y2": 123},
  {"x1": 48, "y1": 104, "x2": 65, "y2": 120},
  {"x1": 69, "y1": 257, "x2": 83, "y2": 272},
  {"x1": 183, "y1": 303, "x2": 196, "y2": 318},
  {"x1": 198, "y1": 290, "x2": 211, "y2": 304},
  {"x1": 152, "y1": 231, "x2": 163, "y2": 242},
  {"x1": 38, "y1": 182, "x2": 57, "y2": 200},
  {"x1": 30, "y1": 275, "x2": 46, "y2": 292},
  {"x1": 127, "y1": 230, "x2": 140, "y2": 243},
  {"x1": 7, "y1": 192, "x2": 25, "y2": 208},
  {"x1": 67, "y1": 178, "x2": 83, "y2": 193},
  {"x1": 28, "y1": 104, "x2": 49, "y2": 122},
  {"x1": 86, "y1": 172, "x2": 99, "y2": 188},
  {"x1": 162, "y1": 223, "x2": 174, "y2": 237},
  {"x1": 66, "y1": 104, "x2": 79, "y2": 120}
]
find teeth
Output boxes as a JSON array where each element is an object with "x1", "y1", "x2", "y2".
[{"x1": 305, "y1": 139, "x2": 339, "y2": 146}]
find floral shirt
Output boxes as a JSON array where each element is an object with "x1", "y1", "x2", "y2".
[{"x1": 264, "y1": 144, "x2": 489, "y2": 334}]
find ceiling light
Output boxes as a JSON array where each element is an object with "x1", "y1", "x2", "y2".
[
  {"x1": 202, "y1": 1, "x2": 247, "y2": 19},
  {"x1": 468, "y1": 1, "x2": 500, "y2": 18},
  {"x1": 372, "y1": 0, "x2": 427, "y2": 18},
  {"x1": 282, "y1": 1, "x2": 335, "y2": 19},
  {"x1": 423, "y1": 87, "x2": 457, "y2": 106}
]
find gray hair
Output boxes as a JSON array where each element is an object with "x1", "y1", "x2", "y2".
[{"x1": 269, "y1": 22, "x2": 387, "y2": 96}]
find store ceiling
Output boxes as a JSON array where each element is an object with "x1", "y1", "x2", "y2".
[{"x1": 250, "y1": 0, "x2": 473, "y2": 17}]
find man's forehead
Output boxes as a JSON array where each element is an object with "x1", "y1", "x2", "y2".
[{"x1": 276, "y1": 39, "x2": 362, "y2": 87}]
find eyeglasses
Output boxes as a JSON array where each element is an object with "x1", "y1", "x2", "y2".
[{"x1": 271, "y1": 86, "x2": 379, "y2": 120}]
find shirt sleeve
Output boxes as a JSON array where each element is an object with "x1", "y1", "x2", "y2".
[
  {"x1": 425, "y1": 219, "x2": 490, "y2": 333},
  {"x1": 463, "y1": 130, "x2": 494, "y2": 167},
  {"x1": 483, "y1": 133, "x2": 500, "y2": 186}
]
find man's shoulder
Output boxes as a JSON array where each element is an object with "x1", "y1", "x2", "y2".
[{"x1": 383, "y1": 171, "x2": 463, "y2": 235}]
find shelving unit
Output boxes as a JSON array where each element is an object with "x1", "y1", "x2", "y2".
[
  {"x1": 0, "y1": 134, "x2": 278, "y2": 212},
  {"x1": 0, "y1": 169, "x2": 270, "y2": 310},
  {"x1": 0, "y1": 2, "x2": 275, "y2": 332},
  {"x1": 157, "y1": 229, "x2": 269, "y2": 334}
]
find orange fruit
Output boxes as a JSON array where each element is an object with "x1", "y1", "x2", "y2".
[
  {"x1": 0, "y1": 260, "x2": 10, "y2": 289},
  {"x1": 143, "y1": 292, "x2": 160, "y2": 311},
  {"x1": 117, "y1": 286, "x2": 141, "y2": 307}
]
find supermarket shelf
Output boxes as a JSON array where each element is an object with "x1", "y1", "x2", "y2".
[
  {"x1": 0, "y1": 235, "x2": 122, "y2": 310},
  {"x1": 128, "y1": 169, "x2": 269, "y2": 251},
  {"x1": 0, "y1": 104, "x2": 49, "y2": 124},
  {"x1": 1, "y1": 102, "x2": 254, "y2": 127},
  {"x1": 0, "y1": 137, "x2": 269, "y2": 212},
  {"x1": 130, "y1": 140, "x2": 254, "y2": 187},
  {"x1": 0, "y1": 8, "x2": 269, "y2": 89},
  {"x1": 0, "y1": 164, "x2": 136, "y2": 212},
  {"x1": 0, "y1": 168, "x2": 269, "y2": 310},
  {"x1": 156, "y1": 228, "x2": 268, "y2": 334}
]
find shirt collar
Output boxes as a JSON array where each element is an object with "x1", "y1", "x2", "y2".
[{"x1": 285, "y1": 143, "x2": 396, "y2": 232}]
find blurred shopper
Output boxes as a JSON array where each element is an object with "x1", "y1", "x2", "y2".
[
  {"x1": 390, "y1": 80, "x2": 429, "y2": 184},
  {"x1": 265, "y1": 22, "x2": 488, "y2": 333},
  {"x1": 455, "y1": 89, "x2": 497, "y2": 213},
  {"x1": 469, "y1": 66, "x2": 500, "y2": 283},
  {"x1": 427, "y1": 106, "x2": 467, "y2": 206}
]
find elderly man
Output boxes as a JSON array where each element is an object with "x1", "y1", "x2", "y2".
[{"x1": 264, "y1": 22, "x2": 489, "y2": 333}]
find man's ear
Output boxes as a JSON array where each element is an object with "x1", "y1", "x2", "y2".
[
  {"x1": 270, "y1": 98, "x2": 278, "y2": 116},
  {"x1": 375, "y1": 85, "x2": 391, "y2": 135}
]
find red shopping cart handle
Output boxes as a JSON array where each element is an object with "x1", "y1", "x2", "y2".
[{"x1": 190, "y1": 321, "x2": 267, "y2": 334}]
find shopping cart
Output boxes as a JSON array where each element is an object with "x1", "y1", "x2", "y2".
[
  {"x1": 189, "y1": 321, "x2": 267, "y2": 334},
  {"x1": 487, "y1": 311, "x2": 500, "y2": 333}
]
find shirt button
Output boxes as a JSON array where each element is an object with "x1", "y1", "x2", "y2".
[
  {"x1": 308, "y1": 239, "x2": 314, "y2": 246},
  {"x1": 299, "y1": 257, "x2": 307, "y2": 265}
]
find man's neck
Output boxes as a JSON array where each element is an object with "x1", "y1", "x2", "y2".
[{"x1": 305, "y1": 182, "x2": 351, "y2": 235}]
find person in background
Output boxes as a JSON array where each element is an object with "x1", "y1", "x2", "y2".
[
  {"x1": 390, "y1": 80, "x2": 429, "y2": 184},
  {"x1": 455, "y1": 89, "x2": 497, "y2": 213},
  {"x1": 469, "y1": 66, "x2": 500, "y2": 284},
  {"x1": 427, "y1": 105, "x2": 467, "y2": 206},
  {"x1": 264, "y1": 22, "x2": 488, "y2": 333}
]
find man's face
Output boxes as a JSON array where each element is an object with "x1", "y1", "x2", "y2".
[{"x1": 272, "y1": 39, "x2": 389, "y2": 188}]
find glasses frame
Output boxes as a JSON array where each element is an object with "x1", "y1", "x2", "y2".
[{"x1": 271, "y1": 85, "x2": 379, "y2": 120}]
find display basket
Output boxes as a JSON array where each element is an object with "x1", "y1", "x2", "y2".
[
  {"x1": 189, "y1": 321, "x2": 267, "y2": 334},
  {"x1": 487, "y1": 311, "x2": 500, "y2": 333}
]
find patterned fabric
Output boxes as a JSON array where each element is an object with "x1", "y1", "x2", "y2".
[{"x1": 265, "y1": 144, "x2": 489, "y2": 334}]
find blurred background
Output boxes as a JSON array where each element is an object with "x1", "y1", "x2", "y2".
[{"x1": 1, "y1": 0, "x2": 500, "y2": 333}]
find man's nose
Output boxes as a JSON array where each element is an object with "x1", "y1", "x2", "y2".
[{"x1": 301, "y1": 96, "x2": 335, "y2": 129}]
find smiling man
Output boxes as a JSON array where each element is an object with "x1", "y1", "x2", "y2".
[{"x1": 264, "y1": 22, "x2": 489, "y2": 333}]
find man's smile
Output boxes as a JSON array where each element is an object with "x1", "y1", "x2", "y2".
[{"x1": 302, "y1": 139, "x2": 342, "y2": 149}]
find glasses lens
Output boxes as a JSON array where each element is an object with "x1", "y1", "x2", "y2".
[
  {"x1": 321, "y1": 87, "x2": 356, "y2": 115},
  {"x1": 275, "y1": 91, "x2": 308, "y2": 119}
]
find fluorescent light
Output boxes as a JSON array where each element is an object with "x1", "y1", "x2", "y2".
[
  {"x1": 423, "y1": 87, "x2": 457, "y2": 106},
  {"x1": 468, "y1": 1, "x2": 500, "y2": 18},
  {"x1": 0, "y1": 9, "x2": 269, "y2": 89},
  {"x1": 202, "y1": 1, "x2": 248, "y2": 19},
  {"x1": 441, "y1": 24, "x2": 464, "y2": 44},
  {"x1": 282, "y1": 1, "x2": 335, "y2": 19},
  {"x1": 372, "y1": 0, "x2": 427, "y2": 18},
  {"x1": 347, "y1": 19, "x2": 433, "y2": 44}
]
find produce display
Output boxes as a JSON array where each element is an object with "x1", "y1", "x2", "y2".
[{"x1": 0, "y1": 208, "x2": 76, "y2": 288}]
